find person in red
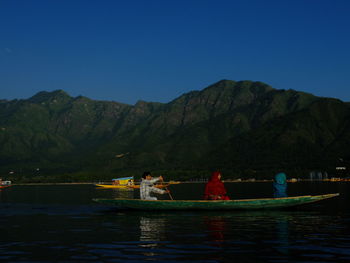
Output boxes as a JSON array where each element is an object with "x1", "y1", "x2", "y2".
[{"x1": 203, "y1": 171, "x2": 230, "y2": 200}]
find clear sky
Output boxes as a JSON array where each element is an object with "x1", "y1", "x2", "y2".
[{"x1": 1, "y1": 0, "x2": 349, "y2": 104}]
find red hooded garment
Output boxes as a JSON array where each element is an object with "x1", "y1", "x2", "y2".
[{"x1": 204, "y1": 171, "x2": 230, "y2": 200}]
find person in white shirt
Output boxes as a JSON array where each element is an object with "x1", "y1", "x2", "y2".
[{"x1": 140, "y1": 171, "x2": 170, "y2": 200}]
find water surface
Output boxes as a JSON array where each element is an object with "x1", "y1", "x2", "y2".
[{"x1": 0, "y1": 182, "x2": 349, "y2": 262}]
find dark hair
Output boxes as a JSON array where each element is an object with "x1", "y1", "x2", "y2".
[{"x1": 142, "y1": 171, "x2": 151, "y2": 179}]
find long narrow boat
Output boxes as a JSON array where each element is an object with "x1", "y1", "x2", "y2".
[
  {"x1": 93, "y1": 193, "x2": 339, "y2": 210},
  {"x1": 95, "y1": 176, "x2": 135, "y2": 189}
]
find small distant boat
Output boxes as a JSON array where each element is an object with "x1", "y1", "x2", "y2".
[
  {"x1": 287, "y1": 178, "x2": 298, "y2": 183},
  {"x1": 95, "y1": 177, "x2": 135, "y2": 189},
  {"x1": 0, "y1": 180, "x2": 12, "y2": 189},
  {"x1": 93, "y1": 193, "x2": 339, "y2": 210}
]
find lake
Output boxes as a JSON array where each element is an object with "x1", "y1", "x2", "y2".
[{"x1": 0, "y1": 181, "x2": 349, "y2": 262}]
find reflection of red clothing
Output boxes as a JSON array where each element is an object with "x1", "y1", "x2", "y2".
[
  {"x1": 204, "y1": 172, "x2": 230, "y2": 200},
  {"x1": 205, "y1": 216, "x2": 226, "y2": 244}
]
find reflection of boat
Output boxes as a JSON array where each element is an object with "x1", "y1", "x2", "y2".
[
  {"x1": 93, "y1": 193, "x2": 339, "y2": 210},
  {"x1": 111, "y1": 188, "x2": 134, "y2": 199}
]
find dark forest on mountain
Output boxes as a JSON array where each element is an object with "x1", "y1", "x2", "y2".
[{"x1": 1, "y1": 80, "x2": 349, "y2": 182}]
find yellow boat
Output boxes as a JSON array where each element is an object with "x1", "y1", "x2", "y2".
[{"x1": 95, "y1": 176, "x2": 135, "y2": 189}]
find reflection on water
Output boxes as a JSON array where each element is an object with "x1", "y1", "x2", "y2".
[
  {"x1": 95, "y1": 187, "x2": 135, "y2": 199},
  {"x1": 274, "y1": 214, "x2": 290, "y2": 256},
  {"x1": 204, "y1": 216, "x2": 226, "y2": 244},
  {"x1": 0, "y1": 186, "x2": 10, "y2": 199},
  {"x1": 0, "y1": 183, "x2": 349, "y2": 262},
  {"x1": 139, "y1": 216, "x2": 166, "y2": 248},
  {"x1": 110, "y1": 189, "x2": 134, "y2": 199},
  {"x1": 132, "y1": 211, "x2": 311, "y2": 262}
]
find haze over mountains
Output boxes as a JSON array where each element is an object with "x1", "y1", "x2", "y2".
[{"x1": 1, "y1": 80, "x2": 349, "y2": 181}]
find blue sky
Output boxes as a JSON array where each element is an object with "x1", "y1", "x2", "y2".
[{"x1": 1, "y1": 0, "x2": 349, "y2": 104}]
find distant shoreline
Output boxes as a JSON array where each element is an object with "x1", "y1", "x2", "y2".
[
  {"x1": 12, "y1": 182, "x2": 94, "y2": 186},
  {"x1": 11, "y1": 178, "x2": 347, "y2": 186}
]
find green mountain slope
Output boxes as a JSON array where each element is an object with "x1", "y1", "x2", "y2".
[
  {"x1": 0, "y1": 80, "x2": 349, "y2": 181},
  {"x1": 205, "y1": 98, "x2": 350, "y2": 177}
]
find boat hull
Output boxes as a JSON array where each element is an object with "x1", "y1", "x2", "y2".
[{"x1": 93, "y1": 193, "x2": 339, "y2": 210}]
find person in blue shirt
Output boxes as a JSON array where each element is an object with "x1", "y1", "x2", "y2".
[{"x1": 273, "y1": 172, "x2": 288, "y2": 198}]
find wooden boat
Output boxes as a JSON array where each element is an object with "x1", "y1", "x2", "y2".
[
  {"x1": 93, "y1": 193, "x2": 339, "y2": 210},
  {"x1": 95, "y1": 176, "x2": 135, "y2": 189},
  {"x1": 0, "y1": 180, "x2": 11, "y2": 189}
]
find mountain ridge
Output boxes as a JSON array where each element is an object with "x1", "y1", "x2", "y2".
[{"x1": 0, "y1": 80, "x2": 349, "y2": 182}]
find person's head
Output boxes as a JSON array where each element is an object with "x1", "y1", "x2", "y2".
[
  {"x1": 142, "y1": 171, "x2": 152, "y2": 180},
  {"x1": 274, "y1": 172, "x2": 287, "y2": 184},
  {"x1": 211, "y1": 171, "x2": 222, "y2": 181}
]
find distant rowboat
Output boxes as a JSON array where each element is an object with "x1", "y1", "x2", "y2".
[
  {"x1": 95, "y1": 176, "x2": 135, "y2": 189},
  {"x1": 93, "y1": 193, "x2": 339, "y2": 210},
  {"x1": 0, "y1": 180, "x2": 11, "y2": 189}
]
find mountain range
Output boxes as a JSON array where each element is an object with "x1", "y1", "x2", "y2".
[{"x1": 1, "y1": 80, "x2": 349, "y2": 182}]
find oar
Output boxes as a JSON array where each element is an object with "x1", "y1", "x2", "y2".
[
  {"x1": 166, "y1": 186, "x2": 174, "y2": 200},
  {"x1": 160, "y1": 175, "x2": 174, "y2": 200}
]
